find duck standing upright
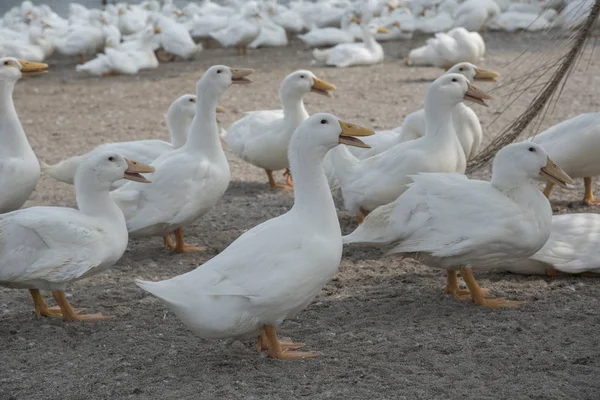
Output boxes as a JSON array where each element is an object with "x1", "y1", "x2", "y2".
[
  {"x1": 344, "y1": 142, "x2": 573, "y2": 308},
  {"x1": 223, "y1": 70, "x2": 336, "y2": 189},
  {"x1": 111, "y1": 66, "x2": 253, "y2": 253},
  {"x1": 0, "y1": 152, "x2": 154, "y2": 321},
  {"x1": 136, "y1": 113, "x2": 374, "y2": 359},
  {"x1": 0, "y1": 57, "x2": 47, "y2": 213}
]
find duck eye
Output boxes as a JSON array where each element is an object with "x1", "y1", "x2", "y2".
[
  {"x1": 459, "y1": 68, "x2": 463, "y2": 71},
  {"x1": 452, "y1": 78, "x2": 457, "y2": 82},
  {"x1": 300, "y1": 75, "x2": 305, "y2": 78},
  {"x1": 189, "y1": 98, "x2": 194, "y2": 102},
  {"x1": 216, "y1": 69, "x2": 222, "y2": 74},
  {"x1": 108, "y1": 156, "x2": 114, "y2": 161},
  {"x1": 3, "y1": 61, "x2": 8, "y2": 66},
  {"x1": 528, "y1": 147, "x2": 536, "y2": 152},
  {"x1": 320, "y1": 119, "x2": 327, "y2": 124}
]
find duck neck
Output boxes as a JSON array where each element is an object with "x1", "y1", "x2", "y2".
[
  {"x1": 423, "y1": 97, "x2": 457, "y2": 141},
  {"x1": 0, "y1": 80, "x2": 33, "y2": 157},
  {"x1": 361, "y1": 25, "x2": 377, "y2": 49},
  {"x1": 184, "y1": 86, "x2": 223, "y2": 159},
  {"x1": 288, "y1": 140, "x2": 339, "y2": 232},
  {"x1": 167, "y1": 111, "x2": 191, "y2": 149},
  {"x1": 280, "y1": 89, "x2": 309, "y2": 124},
  {"x1": 75, "y1": 172, "x2": 125, "y2": 223}
]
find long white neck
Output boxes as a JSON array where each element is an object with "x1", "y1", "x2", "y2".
[
  {"x1": 288, "y1": 139, "x2": 339, "y2": 233},
  {"x1": 423, "y1": 96, "x2": 458, "y2": 141},
  {"x1": 280, "y1": 88, "x2": 309, "y2": 124},
  {"x1": 167, "y1": 110, "x2": 191, "y2": 149},
  {"x1": 361, "y1": 25, "x2": 377, "y2": 50},
  {"x1": 0, "y1": 80, "x2": 34, "y2": 158},
  {"x1": 184, "y1": 83, "x2": 224, "y2": 162},
  {"x1": 75, "y1": 170, "x2": 126, "y2": 225}
]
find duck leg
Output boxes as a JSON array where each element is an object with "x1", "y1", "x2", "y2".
[
  {"x1": 444, "y1": 271, "x2": 490, "y2": 300},
  {"x1": 543, "y1": 182, "x2": 554, "y2": 199},
  {"x1": 51, "y1": 291, "x2": 112, "y2": 321},
  {"x1": 163, "y1": 234, "x2": 175, "y2": 250},
  {"x1": 242, "y1": 46, "x2": 249, "y2": 56},
  {"x1": 257, "y1": 328, "x2": 304, "y2": 352},
  {"x1": 357, "y1": 207, "x2": 370, "y2": 225},
  {"x1": 265, "y1": 169, "x2": 293, "y2": 190},
  {"x1": 283, "y1": 168, "x2": 293, "y2": 187},
  {"x1": 459, "y1": 267, "x2": 523, "y2": 308},
  {"x1": 79, "y1": 54, "x2": 86, "y2": 64},
  {"x1": 583, "y1": 177, "x2": 600, "y2": 205},
  {"x1": 263, "y1": 325, "x2": 317, "y2": 360},
  {"x1": 173, "y1": 227, "x2": 207, "y2": 253},
  {"x1": 29, "y1": 289, "x2": 84, "y2": 318}
]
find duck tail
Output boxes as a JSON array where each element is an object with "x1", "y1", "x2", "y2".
[
  {"x1": 40, "y1": 155, "x2": 86, "y2": 184},
  {"x1": 312, "y1": 48, "x2": 330, "y2": 62},
  {"x1": 329, "y1": 145, "x2": 360, "y2": 188},
  {"x1": 135, "y1": 279, "x2": 170, "y2": 301}
]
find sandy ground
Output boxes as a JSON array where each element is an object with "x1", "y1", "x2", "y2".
[{"x1": 2, "y1": 32, "x2": 600, "y2": 400}]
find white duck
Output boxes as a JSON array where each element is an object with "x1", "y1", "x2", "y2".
[
  {"x1": 41, "y1": 94, "x2": 201, "y2": 188},
  {"x1": 498, "y1": 213, "x2": 600, "y2": 276},
  {"x1": 330, "y1": 74, "x2": 489, "y2": 220},
  {"x1": 55, "y1": 10, "x2": 107, "y2": 64},
  {"x1": 406, "y1": 27, "x2": 485, "y2": 68},
  {"x1": 209, "y1": 5, "x2": 262, "y2": 56},
  {"x1": 111, "y1": 66, "x2": 253, "y2": 253},
  {"x1": 298, "y1": 12, "x2": 360, "y2": 48},
  {"x1": 343, "y1": 141, "x2": 573, "y2": 308},
  {"x1": 155, "y1": 14, "x2": 202, "y2": 60},
  {"x1": 223, "y1": 70, "x2": 336, "y2": 189},
  {"x1": 248, "y1": 14, "x2": 288, "y2": 49},
  {"x1": 136, "y1": 113, "x2": 374, "y2": 359},
  {"x1": 529, "y1": 113, "x2": 600, "y2": 206},
  {"x1": 0, "y1": 152, "x2": 154, "y2": 321},
  {"x1": 312, "y1": 22, "x2": 389, "y2": 68},
  {"x1": 0, "y1": 58, "x2": 47, "y2": 214},
  {"x1": 452, "y1": 0, "x2": 501, "y2": 31}
]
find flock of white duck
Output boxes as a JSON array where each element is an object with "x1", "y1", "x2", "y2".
[
  {"x1": 0, "y1": 0, "x2": 593, "y2": 75},
  {"x1": 0, "y1": 1, "x2": 599, "y2": 360}
]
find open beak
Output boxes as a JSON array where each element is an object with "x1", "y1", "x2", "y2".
[
  {"x1": 230, "y1": 68, "x2": 254, "y2": 84},
  {"x1": 463, "y1": 82, "x2": 492, "y2": 107},
  {"x1": 539, "y1": 157, "x2": 573, "y2": 189},
  {"x1": 311, "y1": 77, "x2": 336, "y2": 97},
  {"x1": 351, "y1": 16, "x2": 361, "y2": 24},
  {"x1": 153, "y1": 27, "x2": 161, "y2": 34},
  {"x1": 19, "y1": 60, "x2": 48, "y2": 76},
  {"x1": 474, "y1": 67, "x2": 501, "y2": 82},
  {"x1": 377, "y1": 27, "x2": 389, "y2": 34},
  {"x1": 338, "y1": 120, "x2": 374, "y2": 149},
  {"x1": 124, "y1": 158, "x2": 155, "y2": 183}
]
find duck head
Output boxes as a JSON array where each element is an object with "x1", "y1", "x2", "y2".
[
  {"x1": 0, "y1": 57, "x2": 48, "y2": 82},
  {"x1": 281, "y1": 70, "x2": 336, "y2": 98}
]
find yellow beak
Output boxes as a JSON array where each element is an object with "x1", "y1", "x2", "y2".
[
  {"x1": 540, "y1": 157, "x2": 573, "y2": 188},
  {"x1": 351, "y1": 16, "x2": 361, "y2": 24},
  {"x1": 338, "y1": 120, "x2": 374, "y2": 149},
  {"x1": 377, "y1": 27, "x2": 389, "y2": 34},
  {"x1": 216, "y1": 106, "x2": 225, "y2": 113},
  {"x1": 474, "y1": 67, "x2": 501, "y2": 82},
  {"x1": 230, "y1": 68, "x2": 254, "y2": 84},
  {"x1": 18, "y1": 60, "x2": 48, "y2": 76},
  {"x1": 463, "y1": 82, "x2": 492, "y2": 107},
  {"x1": 153, "y1": 27, "x2": 162, "y2": 34},
  {"x1": 124, "y1": 159, "x2": 155, "y2": 183},
  {"x1": 311, "y1": 77, "x2": 336, "y2": 97}
]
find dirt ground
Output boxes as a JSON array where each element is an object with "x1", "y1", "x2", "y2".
[{"x1": 2, "y1": 32, "x2": 600, "y2": 400}]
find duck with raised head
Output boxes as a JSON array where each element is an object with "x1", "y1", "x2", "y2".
[
  {"x1": 41, "y1": 94, "x2": 210, "y2": 189},
  {"x1": 0, "y1": 152, "x2": 154, "y2": 321},
  {"x1": 343, "y1": 141, "x2": 573, "y2": 308},
  {"x1": 0, "y1": 57, "x2": 47, "y2": 213},
  {"x1": 223, "y1": 70, "x2": 336, "y2": 189},
  {"x1": 136, "y1": 113, "x2": 374, "y2": 359},
  {"x1": 111, "y1": 65, "x2": 253, "y2": 253},
  {"x1": 330, "y1": 73, "x2": 490, "y2": 222}
]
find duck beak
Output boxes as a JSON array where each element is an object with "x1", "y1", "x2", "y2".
[
  {"x1": 338, "y1": 120, "x2": 374, "y2": 149},
  {"x1": 216, "y1": 106, "x2": 225, "y2": 113},
  {"x1": 118, "y1": 9, "x2": 124, "y2": 16},
  {"x1": 175, "y1": 10, "x2": 184, "y2": 17},
  {"x1": 255, "y1": 13, "x2": 263, "y2": 20},
  {"x1": 124, "y1": 158, "x2": 155, "y2": 183},
  {"x1": 230, "y1": 68, "x2": 254, "y2": 84},
  {"x1": 377, "y1": 27, "x2": 389, "y2": 34},
  {"x1": 351, "y1": 16, "x2": 361, "y2": 24},
  {"x1": 463, "y1": 82, "x2": 492, "y2": 107},
  {"x1": 539, "y1": 157, "x2": 573, "y2": 189},
  {"x1": 311, "y1": 77, "x2": 336, "y2": 97},
  {"x1": 474, "y1": 67, "x2": 501, "y2": 82},
  {"x1": 153, "y1": 27, "x2": 161, "y2": 34},
  {"x1": 18, "y1": 60, "x2": 48, "y2": 76}
]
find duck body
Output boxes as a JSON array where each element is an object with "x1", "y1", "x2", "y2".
[
  {"x1": 248, "y1": 16, "x2": 288, "y2": 49},
  {"x1": 406, "y1": 27, "x2": 485, "y2": 68},
  {"x1": 331, "y1": 73, "x2": 474, "y2": 216},
  {"x1": 208, "y1": 6, "x2": 261, "y2": 53},
  {"x1": 136, "y1": 113, "x2": 372, "y2": 351},
  {"x1": 156, "y1": 15, "x2": 202, "y2": 59},
  {"x1": 0, "y1": 58, "x2": 43, "y2": 213},
  {"x1": 313, "y1": 23, "x2": 386, "y2": 68},
  {"x1": 42, "y1": 94, "x2": 196, "y2": 187},
  {"x1": 500, "y1": 213, "x2": 600, "y2": 275},
  {"x1": 298, "y1": 12, "x2": 358, "y2": 48}
]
